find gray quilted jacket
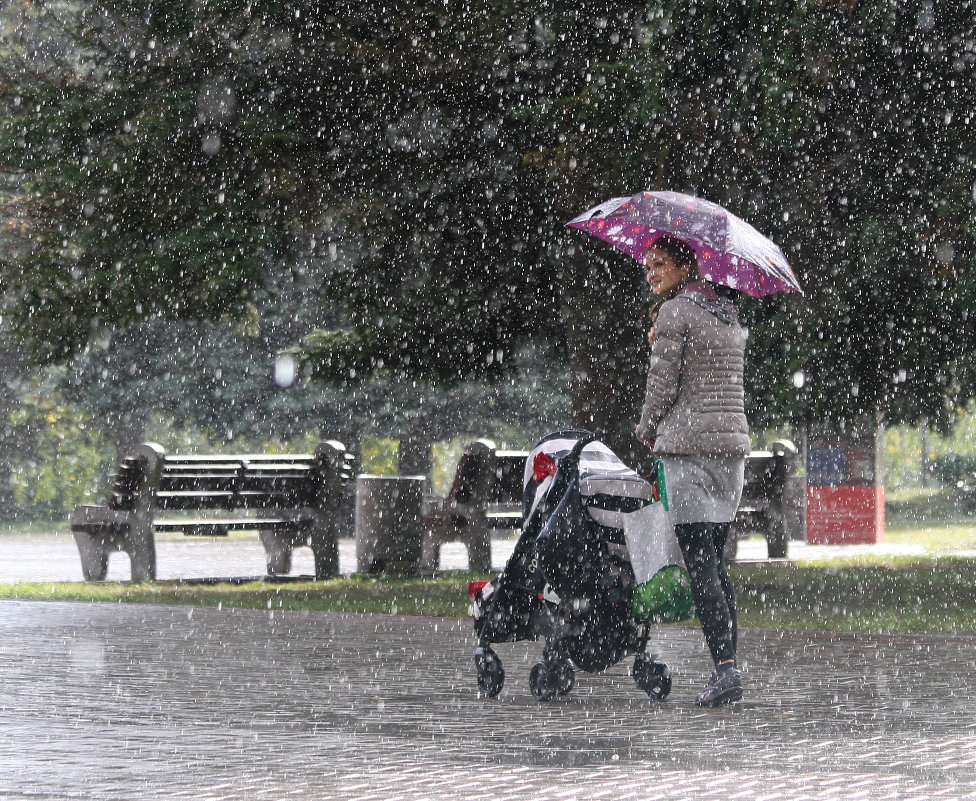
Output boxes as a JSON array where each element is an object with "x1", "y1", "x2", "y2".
[{"x1": 636, "y1": 281, "x2": 751, "y2": 456}]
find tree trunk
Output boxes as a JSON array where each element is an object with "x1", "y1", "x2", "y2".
[
  {"x1": 920, "y1": 425, "x2": 929, "y2": 488},
  {"x1": 399, "y1": 422, "x2": 432, "y2": 483},
  {"x1": 558, "y1": 236, "x2": 653, "y2": 472},
  {"x1": 0, "y1": 394, "x2": 16, "y2": 522},
  {"x1": 0, "y1": 347, "x2": 23, "y2": 521},
  {"x1": 104, "y1": 410, "x2": 147, "y2": 464}
]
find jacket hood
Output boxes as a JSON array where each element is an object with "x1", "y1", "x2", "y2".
[{"x1": 676, "y1": 281, "x2": 739, "y2": 325}]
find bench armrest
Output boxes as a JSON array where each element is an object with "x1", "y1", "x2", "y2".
[{"x1": 70, "y1": 505, "x2": 131, "y2": 534}]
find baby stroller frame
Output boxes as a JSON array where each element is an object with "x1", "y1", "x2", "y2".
[{"x1": 472, "y1": 431, "x2": 672, "y2": 701}]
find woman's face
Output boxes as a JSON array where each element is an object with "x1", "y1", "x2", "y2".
[{"x1": 644, "y1": 247, "x2": 691, "y2": 295}]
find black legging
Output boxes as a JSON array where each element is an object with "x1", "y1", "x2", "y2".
[{"x1": 674, "y1": 522, "x2": 737, "y2": 665}]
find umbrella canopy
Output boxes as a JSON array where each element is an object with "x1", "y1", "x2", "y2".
[{"x1": 567, "y1": 191, "x2": 802, "y2": 298}]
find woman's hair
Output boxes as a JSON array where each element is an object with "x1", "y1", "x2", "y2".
[{"x1": 648, "y1": 235, "x2": 698, "y2": 276}]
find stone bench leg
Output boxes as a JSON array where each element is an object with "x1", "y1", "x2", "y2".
[
  {"x1": 125, "y1": 522, "x2": 157, "y2": 582},
  {"x1": 73, "y1": 533, "x2": 109, "y2": 581},
  {"x1": 260, "y1": 531, "x2": 294, "y2": 576},
  {"x1": 765, "y1": 511, "x2": 788, "y2": 559},
  {"x1": 421, "y1": 522, "x2": 491, "y2": 574},
  {"x1": 420, "y1": 529, "x2": 444, "y2": 574},
  {"x1": 465, "y1": 518, "x2": 491, "y2": 573},
  {"x1": 308, "y1": 512, "x2": 339, "y2": 580},
  {"x1": 311, "y1": 536, "x2": 338, "y2": 580}
]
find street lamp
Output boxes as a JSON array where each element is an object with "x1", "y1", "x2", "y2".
[{"x1": 274, "y1": 353, "x2": 297, "y2": 388}]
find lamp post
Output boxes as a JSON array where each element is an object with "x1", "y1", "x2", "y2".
[{"x1": 792, "y1": 368, "x2": 808, "y2": 473}]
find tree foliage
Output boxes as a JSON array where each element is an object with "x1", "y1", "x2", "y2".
[{"x1": 2, "y1": 0, "x2": 976, "y2": 449}]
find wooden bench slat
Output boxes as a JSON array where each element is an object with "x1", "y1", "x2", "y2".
[
  {"x1": 486, "y1": 511, "x2": 522, "y2": 529},
  {"x1": 163, "y1": 454, "x2": 316, "y2": 463},
  {"x1": 155, "y1": 493, "x2": 316, "y2": 511},
  {"x1": 162, "y1": 464, "x2": 314, "y2": 472},
  {"x1": 154, "y1": 518, "x2": 306, "y2": 536},
  {"x1": 158, "y1": 478, "x2": 314, "y2": 492}
]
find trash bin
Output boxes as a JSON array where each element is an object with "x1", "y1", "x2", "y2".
[
  {"x1": 805, "y1": 420, "x2": 884, "y2": 544},
  {"x1": 355, "y1": 475, "x2": 425, "y2": 575}
]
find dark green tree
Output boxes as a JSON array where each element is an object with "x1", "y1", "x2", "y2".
[
  {"x1": 688, "y1": 0, "x2": 976, "y2": 434},
  {"x1": 4, "y1": 0, "x2": 976, "y2": 460},
  {"x1": 294, "y1": 1, "x2": 659, "y2": 462},
  {"x1": 539, "y1": 0, "x2": 976, "y2": 435}
]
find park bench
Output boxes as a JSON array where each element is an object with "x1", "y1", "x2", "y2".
[
  {"x1": 420, "y1": 437, "x2": 799, "y2": 572},
  {"x1": 70, "y1": 441, "x2": 354, "y2": 582},
  {"x1": 728, "y1": 439, "x2": 800, "y2": 560},
  {"x1": 420, "y1": 439, "x2": 527, "y2": 573}
]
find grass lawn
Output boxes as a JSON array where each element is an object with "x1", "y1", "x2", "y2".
[
  {"x1": 0, "y1": 574, "x2": 474, "y2": 618},
  {"x1": 884, "y1": 522, "x2": 976, "y2": 551},
  {"x1": 732, "y1": 558, "x2": 976, "y2": 634},
  {"x1": 3, "y1": 555, "x2": 976, "y2": 636},
  {"x1": 4, "y1": 508, "x2": 976, "y2": 635}
]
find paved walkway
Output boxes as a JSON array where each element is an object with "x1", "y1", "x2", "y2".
[
  {"x1": 0, "y1": 530, "x2": 945, "y2": 584},
  {"x1": 1, "y1": 600, "x2": 976, "y2": 800}
]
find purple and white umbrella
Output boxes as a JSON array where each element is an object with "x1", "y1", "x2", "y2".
[{"x1": 567, "y1": 191, "x2": 802, "y2": 298}]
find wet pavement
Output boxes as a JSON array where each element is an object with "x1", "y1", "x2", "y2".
[
  {"x1": 3, "y1": 532, "x2": 976, "y2": 799},
  {"x1": 0, "y1": 529, "x2": 943, "y2": 584},
  {"x1": 2, "y1": 599, "x2": 976, "y2": 800},
  {"x1": 0, "y1": 531, "x2": 490, "y2": 582}
]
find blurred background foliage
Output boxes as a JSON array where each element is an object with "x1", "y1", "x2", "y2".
[
  {"x1": 1, "y1": 1, "x2": 976, "y2": 521},
  {"x1": 6, "y1": 394, "x2": 976, "y2": 523}
]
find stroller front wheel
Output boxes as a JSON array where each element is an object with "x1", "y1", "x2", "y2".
[
  {"x1": 529, "y1": 661, "x2": 560, "y2": 701},
  {"x1": 633, "y1": 654, "x2": 672, "y2": 701},
  {"x1": 475, "y1": 647, "x2": 505, "y2": 698}
]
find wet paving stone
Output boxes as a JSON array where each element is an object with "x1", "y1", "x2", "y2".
[
  {"x1": 1, "y1": 600, "x2": 976, "y2": 800},
  {"x1": 0, "y1": 531, "x2": 931, "y2": 583}
]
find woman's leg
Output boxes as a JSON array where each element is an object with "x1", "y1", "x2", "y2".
[
  {"x1": 711, "y1": 522, "x2": 737, "y2": 654},
  {"x1": 674, "y1": 522, "x2": 735, "y2": 665}
]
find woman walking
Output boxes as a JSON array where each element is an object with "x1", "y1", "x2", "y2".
[{"x1": 635, "y1": 234, "x2": 751, "y2": 706}]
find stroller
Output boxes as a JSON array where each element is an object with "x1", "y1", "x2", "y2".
[{"x1": 470, "y1": 430, "x2": 692, "y2": 701}]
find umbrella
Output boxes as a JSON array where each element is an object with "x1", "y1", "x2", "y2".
[{"x1": 566, "y1": 190, "x2": 802, "y2": 298}]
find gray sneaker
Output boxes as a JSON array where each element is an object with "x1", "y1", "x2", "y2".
[{"x1": 695, "y1": 666, "x2": 742, "y2": 706}]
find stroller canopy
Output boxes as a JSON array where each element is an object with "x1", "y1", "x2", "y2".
[{"x1": 524, "y1": 431, "x2": 653, "y2": 529}]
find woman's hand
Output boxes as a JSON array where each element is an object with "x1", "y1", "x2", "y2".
[{"x1": 635, "y1": 427, "x2": 655, "y2": 451}]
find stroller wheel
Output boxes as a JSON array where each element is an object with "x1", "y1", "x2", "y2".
[
  {"x1": 554, "y1": 660, "x2": 575, "y2": 696},
  {"x1": 633, "y1": 654, "x2": 672, "y2": 701},
  {"x1": 475, "y1": 647, "x2": 505, "y2": 698},
  {"x1": 529, "y1": 662, "x2": 559, "y2": 701}
]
